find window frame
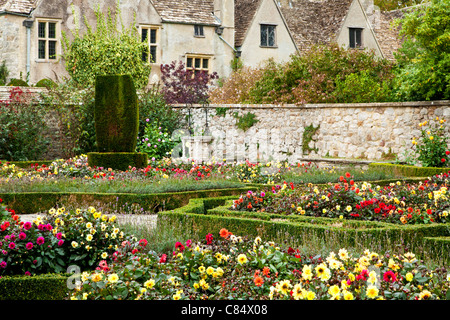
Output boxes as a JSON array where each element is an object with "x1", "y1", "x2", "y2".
[
  {"x1": 260, "y1": 24, "x2": 277, "y2": 48},
  {"x1": 194, "y1": 25, "x2": 204, "y2": 37},
  {"x1": 140, "y1": 25, "x2": 160, "y2": 64},
  {"x1": 36, "y1": 19, "x2": 60, "y2": 62},
  {"x1": 348, "y1": 27, "x2": 363, "y2": 49},
  {"x1": 185, "y1": 54, "x2": 212, "y2": 75}
]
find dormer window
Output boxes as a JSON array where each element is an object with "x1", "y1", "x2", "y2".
[
  {"x1": 260, "y1": 24, "x2": 276, "y2": 47},
  {"x1": 349, "y1": 28, "x2": 363, "y2": 49}
]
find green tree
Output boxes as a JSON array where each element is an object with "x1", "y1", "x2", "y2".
[
  {"x1": 374, "y1": 0, "x2": 419, "y2": 11},
  {"x1": 62, "y1": 3, "x2": 151, "y2": 89},
  {"x1": 393, "y1": 0, "x2": 450, "y2": 101}
]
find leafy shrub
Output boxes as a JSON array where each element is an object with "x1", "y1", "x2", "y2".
[
  {"x1": 333, "y1": 70, "x2": 394, "y2": 103},
  {"x1": 0, "y1": 273, "x2": 70, "y2": 300},
  {"x1": 6, "y1": 79, "x2": 28, "y2": 87},
  {"x1": 0, "y1": 60, "x2": 8, "y2": 86},
  {"x1": 35, "y1": 78, "x2": 57, "y2": 89},
  {"x1": 220, "y1": 44, "x2": 395, "y2": 104},
  {"x1": 209, "y1": 66, "x2": 263, "y2": 104},
  {"x1": 412, "y1": 117, "x2": 450, "y2": 167},
  {"x1": 62, "y1": 5, "x2": 151, "y2": 89},
  {"x1": 233, "y1": 111, "x2": 258, "y2": 131},
  {"x1": 138, "y1": 85, "x2": 185, "y2": 138},
  {"x1": 136, "y1": 120, "x2": 177, "y2": 161},
  {"x1": 87, "y1": 152, "x2": 148, "y2": 171},
  {"x1": 160, "y1": 60, "x2": 219, "y2": 104},
  {"x1": 0, "y1": 87, "x2": 49, "y2": 161},
  {"x1": 392, "y1": 0, "x2": 450, "y2": 101},
  {"x1": 39, "y1": 80, "x2": 96, "y2": 157}
]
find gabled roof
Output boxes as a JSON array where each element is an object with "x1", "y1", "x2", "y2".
[
  {"x1": 372, "y1": 9, "x2": 405, "y2": 60},
  {"x1": 151, "y1": 0, "x2": 219, "y2": 25},
  {"x1": 278, "y1": 0, "x2": 354, "y2": 51},
  {"x1": 0, "y1": 0, "x2": 37, "y2": 15},
  {"x1": 234, "y1": 0, "x2": 262, "y2": 48}
]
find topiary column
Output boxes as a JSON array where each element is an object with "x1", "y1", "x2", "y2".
[{"x1": 87, "y1": 75, "x2": 148, "y2": 171}]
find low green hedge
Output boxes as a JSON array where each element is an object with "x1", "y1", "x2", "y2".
[
  {"x1": 0, "y1": 187, "x2": 257, "y2": 214},
  {"x1": 369, "y1": 163, "x2": 450, "y2": 177},
  {"x1": 87, "y1": 152, "x2": 148, "y2": 171},
  {"x1": 0, "y1": 273, "x2": 70, "y2": 300},
  {"x1": 158, "y1": 197, "x2": 450, "y2": 263},
  {"x1": 423, "y1": 236, "x2": 450, "y2": 264}
]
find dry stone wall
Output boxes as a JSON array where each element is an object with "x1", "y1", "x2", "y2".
[
  {"x1": 173, "y1": 101, "x2": 450, "y2": 163},
  {"x1": 2, "y1": 87, "x2": 448, "y2": 163},
  {"x1": 0, "y1": 16, "x2": 21, "y2": 82}
]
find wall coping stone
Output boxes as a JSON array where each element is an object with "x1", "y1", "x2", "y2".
[
  {"x1": 172, "y1": 100, "x2": 450, "y2": 109},
  {"x1": 297, "y1": 157, "x2": 396, "y2": 165}
]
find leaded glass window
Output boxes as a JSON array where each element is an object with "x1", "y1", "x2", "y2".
[
  {"x1": 37, "y1": 21, "x2": 58, "y2": 60},
  {"x1": 260, "y1": 24, "x2": 276, "y2": 47}
]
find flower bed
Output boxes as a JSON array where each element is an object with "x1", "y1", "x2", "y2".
[
  {"x1": 232, "y1": 171, "x2": 450, "y2": 225},
  {"x1": 0, "y1": 200, "x2": 142, "y2": 276},
  {"x1": 1, "y1": 194, "x2": 449, "y2": 300},
  {"x1": 156, "y1": 172, "x2": 450, "y2": 264},
  {"x1": 158, "y1": 196, "x2": 450, "y2": 265},
  {"x1": 2, "y1": 156, "x2": 449, "y2": 300},
  {"x1": 69, "y1": 227, "x2": 450, "y2": 300},
  {"x1": 0, "y1": 155, "x2": 398, "y2": 189}
]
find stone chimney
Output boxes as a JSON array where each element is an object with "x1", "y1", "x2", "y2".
[
  {"x1": 214, "y1": 0, "x2": 234, "y2": 29},
  {"x1": 278, "y1": 0, "x2": 298, "y2": 7}
]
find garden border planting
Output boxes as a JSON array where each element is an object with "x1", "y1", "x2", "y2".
[
  {"x1": 1, "y1": 177, "x2": 426, "y2": 215},
  {"x1": 0, "y1": 160, "x2": 55, "y2": 168},
  {"x1": 157, "y1": 196, "x2": 450, "y2": 264}
]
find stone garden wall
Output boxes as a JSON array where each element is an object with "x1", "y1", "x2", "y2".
[
  {"x1": 172, "y1": 101, "x2": 450, "y2": 163},
  {"x1": 2, "y1": 83, "x2": 448, "y2": 163}
]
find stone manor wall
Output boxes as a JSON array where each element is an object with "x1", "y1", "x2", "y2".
[
  {"x1": 3, "y1": 86, "x2": 448, "y2": 163},
  {"x1": 172, "y1": 101, "x2": 450, "y2": 163}
]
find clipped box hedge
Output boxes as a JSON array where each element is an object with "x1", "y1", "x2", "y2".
[
  {"x1": 87, "y1": 152, "x2": 148, "y2": 171},
  {"x1": 0, "y1": 187, "x2": 257, "y2": 214},
  {"x1": 423, "y1": 236, "x2": 450, "y2": 264},
  {"x1": 0, "y1": 273, "x2": 70, "y2": 300},
  {"x1": 369, "y1": 163, "x2": 450, "y2": 177},
  {"x1": 158, "y1": 197, "x2": 450, "y2": 263}
]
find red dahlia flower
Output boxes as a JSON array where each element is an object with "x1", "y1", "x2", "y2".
[{"x1": 383, "y1": 270, "x2": 397, "y2": 282}]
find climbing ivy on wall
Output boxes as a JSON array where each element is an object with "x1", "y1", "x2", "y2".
[
  {"x1": 302, "y1": 124, "x2": 320, "y2": 155},
  {"x1": 233, "y1": 112, "x2": 259, "y2": 132}
]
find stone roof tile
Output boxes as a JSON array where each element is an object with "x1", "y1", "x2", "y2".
[
  {"x1": 151, "y1": 0, "x2": 218, "y2": 25},
  {"x1": 279, "y1": 0, "x2": 353, "y2": 51},
  {"x1": 234, "y1": 0, "x2": 262, "y2": 48},
  {"x1": 0, "y1": 0, "x2": 37, "y2": 15}
]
